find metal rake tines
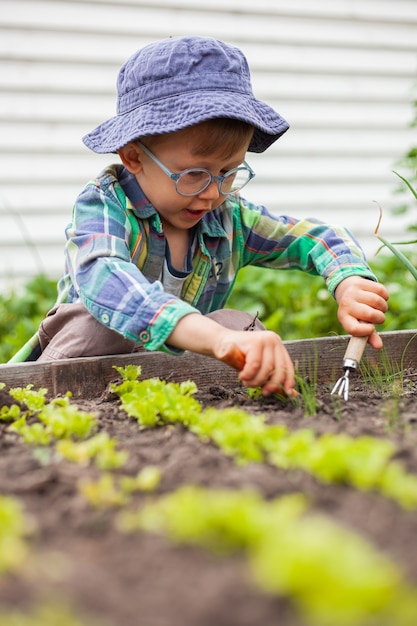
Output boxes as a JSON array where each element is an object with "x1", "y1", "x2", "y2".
[
  {"x1": 330, "y1": 335, "x2": 368, "y2": 402},
  {"x1": 331, "y1": 370, "x2": 350, "y2": 402}
]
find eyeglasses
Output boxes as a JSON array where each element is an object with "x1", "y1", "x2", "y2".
[{"x1": 136, "y1": 141, "x2": 255, "y2": 197}]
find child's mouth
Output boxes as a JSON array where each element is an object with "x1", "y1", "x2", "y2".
[{"x1": 184, "y1": 208, "x2": 206, "y2": 220}]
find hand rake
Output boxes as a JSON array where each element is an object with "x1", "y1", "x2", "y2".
[{"x1": 331, "y1": 335, "x2": 368, "y2": 401}]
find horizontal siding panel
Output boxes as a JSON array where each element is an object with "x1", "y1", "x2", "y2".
[
  {"x1": 0, "y1": 122, "x2": 413, "y2": 158},
  {"x1": 0, "y1": 0, "x2": 416, "y2": 289},
  {"x1": 82, "y1": 0, "x2": 416, "y2": 23},
  {"x1": 0, "y1": 245, "x2": 64, "y2": 283},
  {"x1": 2, "y1": 61, "x2": 413, "y2": 105},
  {"x1": 3, "y1": 0, "x2": 417, "y2": 23},
  {"x1": 2, "y1": 1, "x2": 417, "y2": 50},
  {"x1": 243, "y1": 181, "x2": 401, "y2": 209},
  {"x1": 0, "y1": 214, "x2": 66, "y2": 244},
  {"x1": 2, "y1": 30, "x2": 416, "y2": 77},
  {"x1": 0, "y1": 93, "x2": 412, "y2": 130},
  {"x1": 0, "y1": 153, "x2": 405, "y2": 186}
]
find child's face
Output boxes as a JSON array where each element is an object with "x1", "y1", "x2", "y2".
[{"x1": 130, "y1": 126, "x2": 251, "y2": 232}]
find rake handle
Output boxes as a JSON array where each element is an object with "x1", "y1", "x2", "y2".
[{"x1": 343, "y1": 335, "x2": 368, "y2": 367}]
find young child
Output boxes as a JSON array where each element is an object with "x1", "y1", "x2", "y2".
[{"x1": 12, "y1": 36, "x2": 389, "y2": 397}]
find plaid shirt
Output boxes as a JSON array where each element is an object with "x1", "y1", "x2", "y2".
[{"x1": 10, "y1": 164, "x2": 376, "y2": 361}]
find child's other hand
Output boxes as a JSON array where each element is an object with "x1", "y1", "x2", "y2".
[
  {"x1": 334, "y1": 276, "x2": 389, "y2": 349},
  {"x1": 215, "y1": 330, "x2": 296, "y2": 397}
]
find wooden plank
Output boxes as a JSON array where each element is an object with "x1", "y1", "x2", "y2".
[{"x1": 1, "y1": 329, "x2": 416, "y2": 399}]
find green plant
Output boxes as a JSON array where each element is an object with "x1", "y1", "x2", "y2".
[
  {"x1": 112, "y1": 366, "x2": 417, "y2": 509},
  {"x1": 246, "y1": 354, "x2": 321, "y2": 417},
  {"x1": 111, "y1": 365, "x2": 201, "y2": 427},
  {"x1": 8, "y1": 417, "x2": 52, "y2": 446},
  {"x1": 117, "y1": 485, "x2": 417, "y2": 626},
  {"x1": 56, "y1": 432, "x2": 128, "y2": 470},
  {"x1": 8, "y1": 384, "x2": 48, "y2": 411},
  {"x1": 79, "y1": 474, "x2": 130, "y2": 508},
  {"x1": 0, "y1": 385, "x2": 126, "y2": 470},
  {"x1": 37, "y1": 397, "x2": 97, "y2": 440},
  {"x1": 375, "y1": 173, "x2": 417, "y2": 280},
  {"x1": 227, "y1": 265, "x2": 341, "y2": 339},
  {"x1": 79, "y1": 466, "x2": 162, "y2": 509},
  {"x1": 0, "y1": 602, "x2": 103, "y2": 626},
  {"x1": 5, "y1": 388, "x2": 98, "y2": 445},
  {"x1": 0, "y1": 495, "x2": 29, "y2": 574},
  {"x1": 0, "y1": 274, "x2": 56, "y2": 363},
  {"x1": 359, "y1": 346, "x2": 405, "y2": 397}
]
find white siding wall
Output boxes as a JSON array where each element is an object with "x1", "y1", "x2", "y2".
[{"x1": 0, "y1": 0, "x2": 416, "y2": 291}]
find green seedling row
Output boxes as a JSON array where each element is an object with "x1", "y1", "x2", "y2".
[
  {"x1": 0, "y1": 384, "x2": 127, "y2": 470},
  {"x1": 2, "y1": 366, "x2": 417, "y2": 626},
  {"x1": 118, "y1": 485, "x2": 417, "y2": 626},
  {"x1": 111, "y1": 366, "x2": 417, "y2": 509}
]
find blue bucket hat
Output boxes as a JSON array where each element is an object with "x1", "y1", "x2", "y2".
[{"x1": 83, "y1": 36, "x2": 289, "y2": 154}]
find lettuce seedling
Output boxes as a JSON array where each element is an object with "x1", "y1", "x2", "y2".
[
  {"x1": 120, "y1": 466, "x2": 162, "y2": 493},
  {"x1": 38, "y1": 398, "x2": 97, "y2": 440},
  {"x1": 0, "y1": 494, "x2": 29, "y2": 574},
  {"x1": 111, "y1": 366, "x2": 417, "y2": 510},
  {"x1": 118, "y1": 485, "x2": 308, "y2": 555},
  {"x1": 9, "y1": 384, "x2": 48, "y2": 411},
  {"x1": 79, "y1": 474, "x2": 130, "y2": 509},
  {"x1": 111, "y1": 371, "x2": 201, "y2": 428},
  {"x1": 80, "y1": 466, "x2": 163, "y2": 509},
  {"x1": 56, "y1": 432, "x2": 128, "y2": 470},
  {"x1": 8, "y1": 416, "x2": 52, "y2": 446},
  {"x1": 0, "y1": 403, "x2": 21, "y2": 422}
]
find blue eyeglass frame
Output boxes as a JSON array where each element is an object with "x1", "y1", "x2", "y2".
[{"x1": 136, "y1": 140, "x2": 255, "y2": 196}]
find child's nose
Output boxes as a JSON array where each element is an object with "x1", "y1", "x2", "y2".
[{"x1": 198, "y1": 179, "x2": 222, "y2": 199}]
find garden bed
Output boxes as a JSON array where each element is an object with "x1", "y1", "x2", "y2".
[{"x1": 1, "y1": 330, "x2": 417, "y2": 625}]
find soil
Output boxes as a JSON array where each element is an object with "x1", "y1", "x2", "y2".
[{"x1": 1, "y1": 370, "x2": 417, "y2": 626}]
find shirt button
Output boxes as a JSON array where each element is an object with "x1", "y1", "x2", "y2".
[
  {"x1": 101, "y1": 313, "x2": 110, "y2": 324},
  {"x1": 139, "y1": 330, "x2": 150, "y2": 343}
]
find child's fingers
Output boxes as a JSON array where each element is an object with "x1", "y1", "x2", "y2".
[
  {"x1": 239, "y1": 341, "x2": 296, "y2": 397},
  {"x1": 259, "y1": 349, "x2": 296, "y2": 397},
  {"x1": 215, "y1": 331, "x2": 296, "y2": 397}
]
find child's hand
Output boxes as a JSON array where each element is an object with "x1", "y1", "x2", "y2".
[
  {"x1": 214, "y1": 329, "x2": 296, "y2": 397},
  {"x1": 167, "y1": 313, "x2": 295, "y2": 397},
  {"x1": 334, "y1": 276, "x2": 389, "y2": 349}
]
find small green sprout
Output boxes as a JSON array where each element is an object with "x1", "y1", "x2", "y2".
[
  {"x1": 0, "y1": 403, "x2": 21, "y2": 422},
  {"x1": 111, "y1": 368, "x2": 200, "y2": 428},
  {"x1": 113, "y1": 363, "x2": 142, "y2": 381},
  {"x1": 120, "y1": 466, "x2": 162, "y2": 493},
  {"x1": 80, "y1": 466, "x2": 162, "y2": 509},
  {"x1": 79, "y1": 474, "x2": 129, "y2": 508},
  {"x1": 56, "y1": 432, "x2": 128, "y2": 470},
  {"x1": 38, "y1": 398, "x2": 97, "y2": 440},
  {"x1": 8, "y1": 416, "x2": 52, "y2": 446},
  {"x1": 9, "y1": 384, "x2": 48, "y2": 411},
  {"x1": 0, "y1": 602, "x2": 101, "y2": 626},
  {"x1": 0, "y1": 495, "x2": 30, "y2": 574}
]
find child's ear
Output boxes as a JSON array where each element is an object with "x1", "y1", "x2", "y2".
[{"x1": 118, "y1": 142, "x2": 143, "y2": 173}]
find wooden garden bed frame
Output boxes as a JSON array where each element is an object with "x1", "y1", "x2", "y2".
[{"x1": 1, "y1": 330, "x2": 416, "y2": 399}]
